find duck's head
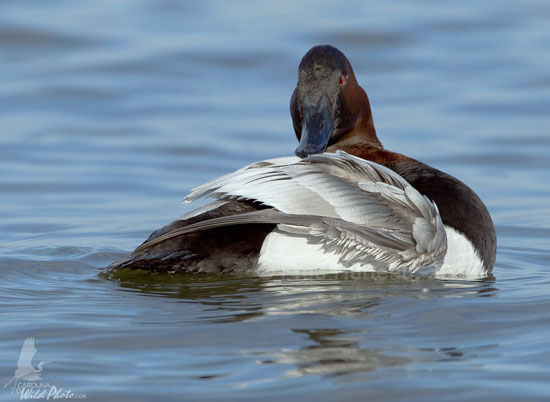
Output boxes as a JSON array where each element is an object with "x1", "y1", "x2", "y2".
[{"x1": 291, "y1": 45, "x2": 380, "y2": 158}]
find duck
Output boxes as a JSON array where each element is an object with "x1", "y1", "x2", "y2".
[{"x1": 106, "y1": 45, "x2": 496, "y2": 278}]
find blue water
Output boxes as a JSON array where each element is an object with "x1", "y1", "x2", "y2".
[{"x1": 1, "y1": 1, "x2": 550, "y2": 401}]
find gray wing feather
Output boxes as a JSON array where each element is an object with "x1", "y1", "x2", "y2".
[{"x1": 138, "y1": 151, "x2": 447, "y2": 271}]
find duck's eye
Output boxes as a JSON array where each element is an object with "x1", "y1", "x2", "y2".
[{"x1": 338, "y1": 76, "x2": 344, "y2": 85}]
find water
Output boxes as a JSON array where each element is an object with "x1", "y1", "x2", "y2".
[{"x1": 1, "y1": 0, "x2": 549, "y2": 400}]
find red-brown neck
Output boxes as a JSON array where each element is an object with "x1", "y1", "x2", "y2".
[{"x1": 336, "y1": 83, "x2": 382, "y2": 148}]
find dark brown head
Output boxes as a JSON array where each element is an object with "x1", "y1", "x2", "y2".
[{"x1": 290, "y1": 45, "x2": 380, "y2": 158}]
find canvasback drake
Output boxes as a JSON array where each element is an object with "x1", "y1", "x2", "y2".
[{"x1": 107, "y1": 45, "x2": 496, "y2": 278}]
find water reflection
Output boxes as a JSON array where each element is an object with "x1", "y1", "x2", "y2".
[
  {"x1": 105, "y1": 273, "x2": 500, "y2": 379},
  {"x1": 282, "y1": 328, "x2": 410, "y2": 377},
  {"x1": 111, "y1": 271, "x2": 497, "y2": 322}
]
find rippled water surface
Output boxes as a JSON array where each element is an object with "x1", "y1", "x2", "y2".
[{"x1": 1, "y1": 1, "x2": 550, "y2": 401}]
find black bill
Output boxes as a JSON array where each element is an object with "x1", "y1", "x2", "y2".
[{"x1": 294, "y1": 95, "x2": 334, "y2": 158}]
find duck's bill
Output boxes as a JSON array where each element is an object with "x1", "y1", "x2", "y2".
[{"x1": 295, "y1": 95, "x2": 334, "y2": 158}]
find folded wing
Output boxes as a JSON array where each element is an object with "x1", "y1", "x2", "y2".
[{"x1": 136, "y1": 151, "x2": 447, "y2": 272}]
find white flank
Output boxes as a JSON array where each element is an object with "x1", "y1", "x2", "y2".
[
  {"x1": 436, "y1": 226, "x2": 486, "y2": 278},
  {"x1": 257, "y1": 229, "x2": 374, "y2": 274},
  {"x1": 258, "y1": 225, "x2": 486, "y2": 279}
]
